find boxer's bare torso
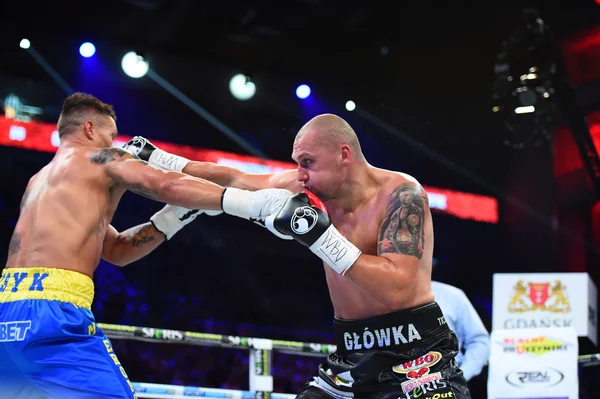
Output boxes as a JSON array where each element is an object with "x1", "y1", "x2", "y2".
[
  {"x1": 6, "y1": 147, "x2": 144, "y2": 278},
  {"x1": 322, "y1": 168, "x2": 434, "y2": 320}
]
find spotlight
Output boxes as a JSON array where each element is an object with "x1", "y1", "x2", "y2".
[
  {"x1": 345, "y1": 101, "x2": 356, "y2": 111},
  {"x1": 515, "y1": 106, "x2": 535, "y2": 114},
  {"x1": 296, "y1": 84, "x2": 311, "y2": 99},
  {"x1": 79, "y1": 42, "x2": 96, "y2": 58},
  {"x1": 229, "y1": 74, "x2": 256, "y2": 101},
  {"x1": 19, "y1": 39, "x2": 30, "y2": 49},
  {"x1": 121, "y1": 51, "x2": 149, "y2": 78}
]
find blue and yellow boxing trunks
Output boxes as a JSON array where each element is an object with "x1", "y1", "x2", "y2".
[{"x1": 0, "y1": 267, "x2": 137, "y2": 399}]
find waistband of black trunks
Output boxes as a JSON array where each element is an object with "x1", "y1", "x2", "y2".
[{"x1": 334, "y1": 301, "x2": 449, "y2": 354}]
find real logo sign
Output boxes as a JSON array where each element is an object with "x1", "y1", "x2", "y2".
[{"x1": 505, "y1": 368, "x2": 564, "y2": 388}]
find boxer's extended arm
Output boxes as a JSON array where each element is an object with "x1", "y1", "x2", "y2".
[
  {"x1": 345, "y1": 181, "x2": 427, "y2": 307},
  {"x1": 121, "y1": 136, "x2": 301, "y2": 192},
  {"x1": 101, "y1": 223, "x2": 165, "y2": 267},
  {"x1": 183, "y1": 162, "x2": 301, "y2": 193},
  {"x1": 89, "y1": 147, "x2": 225, "y2": 210}
]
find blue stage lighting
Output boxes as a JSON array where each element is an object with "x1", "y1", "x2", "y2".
[
  {"x1": 79, "y1": 42, "x2": 96, "y2": 58},
  {"x1": 296, "y1": 84, "x2": 311, "y2": 99}
]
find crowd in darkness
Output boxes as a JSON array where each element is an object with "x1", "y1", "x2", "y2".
[{"x1": 0, "y1": 146, "x2": 506, "y2": 398}]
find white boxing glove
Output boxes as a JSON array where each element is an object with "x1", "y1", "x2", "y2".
[
  {"x1": 221, "y1": 187, "x2": 293, "y2": 221},
  {"x1": 220, "y1": 187, "x2": 294, "y2": 240},
  {"x1": 123, "y1": 136, "x2": 190, "y2": 172},
  {"x1": 150, "y1": 205, "x2": 206, "y2": 240}
]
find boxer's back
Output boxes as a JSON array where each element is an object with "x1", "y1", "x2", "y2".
[{"x1": 5, "y1": 146, "x2": 120, "y2": 278}]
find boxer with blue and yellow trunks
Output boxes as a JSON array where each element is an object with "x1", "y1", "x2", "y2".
[
  {"x1": 0, "y1": 268, "x2": 136, "y2": 399},
  {"x1": 1, "y1": 93, "x2": 292, "y2": 398}
]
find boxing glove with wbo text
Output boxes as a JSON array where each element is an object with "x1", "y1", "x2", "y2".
[{"x1": 269, "y1": 191, "x2": 361, "y2": 275}]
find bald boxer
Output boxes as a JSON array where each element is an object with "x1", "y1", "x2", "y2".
[
  {"x1": 126, "y1": 114, "x2": 471, "y2": 399},
  {"x1": 0, "y1": 92, "x2": 292, "y2": 399}
]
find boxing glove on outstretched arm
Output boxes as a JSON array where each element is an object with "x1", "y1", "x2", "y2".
[
  {"x1": 97, "y1": 146, "x2": 292, "y2": 220},
  {"x1": 123, "y1": 136, "x2": 301, "y2": 192},
  {"x1": 269, "y1": 191, "x2": 362, "y2": 275}
]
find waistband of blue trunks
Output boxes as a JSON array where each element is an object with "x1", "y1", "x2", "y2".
[
  {"x1": 333, "y1": 301, "x2": 449, "y2": 354},
  {"x1": 0, "y1": 267, "x2": 94, "y2": 310}
]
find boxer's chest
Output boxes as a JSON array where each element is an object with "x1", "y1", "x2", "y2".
[{"x1": 329, "y1": 202, "x2": 384, "y2": 256}]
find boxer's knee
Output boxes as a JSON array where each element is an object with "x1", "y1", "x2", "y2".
[{"x1": 296, "y1": 385, "x2": 335, "y2": 399}]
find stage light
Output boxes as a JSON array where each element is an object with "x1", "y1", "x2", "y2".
[
  {"x1": 296, "y1": 84, "x2": 311, "y2": 99},
  {"x1": 19, "y1": 39, "x2": 30, "y2": 49},
  {"x1": 229, "y1": 74, "x2": 256, "y2": 101},
  {"x1": 121, "y1": 51, "x2": 149, "y2": 78},
  {"x1": 79, "y1": 42, "x2": 96, "y2": 58},
  {"x1": 515, "y1": 106, "x2": 535, "y2": 114},
  {"x1": 345, "y1": 100, "x2": 356, "y2": 111}
]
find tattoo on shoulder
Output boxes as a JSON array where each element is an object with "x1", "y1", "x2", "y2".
[
  {"x1": 89, "y1": 148, "x2": 139, "y2": 165},
  {"x1": 378, "y1": 182, "x2": 427, "y2": 259},
  {"x1": 8, "y1": 231, "x2": 21, "y2": 256}
]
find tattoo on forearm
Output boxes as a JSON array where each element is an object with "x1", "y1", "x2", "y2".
[
  {"x1": 124, "y1": 184, "x2": 160, "y2": 201},
  {"x1": 378, "y1": 182, "x2": 427, "y2": 259},
  {"x1": 129, "y1": 224, "x2": 158, "y2": 247},
  {"x1": 89, "y1": 147, "x2": 139, "y2": 165},
  {"x1": 8, "y1": 232, "x2": 21, "y2": 255}
]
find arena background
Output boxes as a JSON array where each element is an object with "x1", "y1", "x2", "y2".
[{"x1": 1, "y1": 1, "x2": 600, "y2": 398}]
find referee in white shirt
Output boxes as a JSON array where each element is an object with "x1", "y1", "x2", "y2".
[{"x1": 432, "y1": 280, "x2": 491, "y2": 381}]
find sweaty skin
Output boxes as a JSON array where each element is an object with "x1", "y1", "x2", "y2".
[
  {"x1": 6, "y1": 114, "x2": 227, "y2": 278},
  {"x1": 180, "y1": 114, "x2": 435, "y2": 320}
]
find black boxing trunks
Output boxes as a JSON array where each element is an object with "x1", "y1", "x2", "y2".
[{"x1": 296, "y1": 302, "x2": 471, "y2": 399}]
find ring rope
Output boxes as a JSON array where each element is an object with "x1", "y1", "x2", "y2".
[
  {"x1": 97, "y1": 323, "x2": 336, "y2": 357},
  {"x1": 133, "y1": 382, "x2": 295, "y2": 399},
  {"x1": 98, "y1": 322, "x2": 600, "y2": 366}
]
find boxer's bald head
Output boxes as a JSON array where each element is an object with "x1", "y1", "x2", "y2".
[
  {"x1": 292, "y1": 114, "x2": 366, "y2": 201},
  {"x1": 294, "y1": 114, "x2": 364, "y2": 161}
]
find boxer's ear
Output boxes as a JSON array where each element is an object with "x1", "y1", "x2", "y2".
[{"x1": 83, "y1": 120, "x2": 95, "y2": 140}]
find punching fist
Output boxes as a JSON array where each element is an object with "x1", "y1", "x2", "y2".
[
  {"x1": 123, "y1": 136, "x2": 190, "y2": 172},
  {"x1": 150, "y1": 205, "x2": 210, "y2": 240},
  {"x1": 268, "y1": 191, "x2": 361, "y2": 275},
  {"x1": 221, "y1": 187, "x2": 294, "y2": 226}
]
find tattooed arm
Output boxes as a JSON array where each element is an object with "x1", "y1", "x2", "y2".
[
  {"x1": 344, "y1": 181, "x2": 429, "y2": 308},
  {"x1": 89, "y1": 147, "x2": 225, "y2": 210},
  {"x1": 101, "y1": 223, "x2": 166, "y2": 267}
]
